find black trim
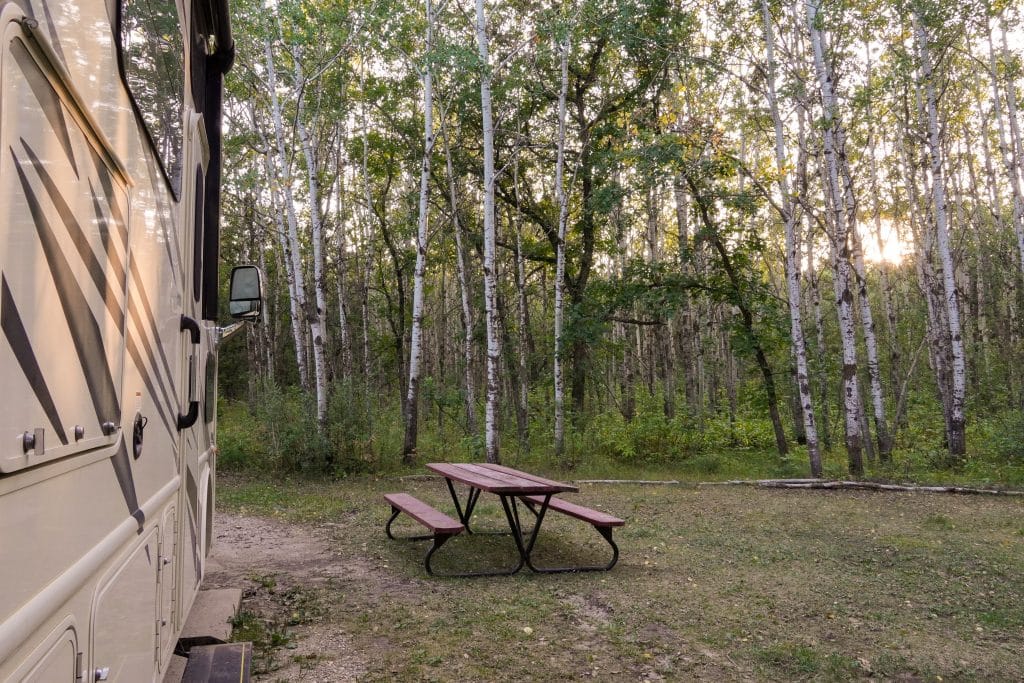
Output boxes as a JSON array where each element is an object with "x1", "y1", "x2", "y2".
[
  {"x1": 13, "y1": 147, "x2": 120, "y2": 427},
  {"x1": 194, "y1": 0, "x2": 234, "y2": 320},
  {"x1": 10, "y1": 38, "x2": 78, "y2": 179},
  {"x1": 1, "y1": 275, "x2": 69, "y2": 445},
  {"x1": 192, "y1": 165, "x2": 204, "y2": 302},
  {"x1": 200, "y1": 66, "x2": 224, "y2": 320}
]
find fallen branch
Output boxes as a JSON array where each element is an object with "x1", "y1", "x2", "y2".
[
  {"x1": 576, "y1": 479, "x2": 681, "y2": 485},
  {"x1": 699, "y1": 479, "x2": 1024, "y2": 497}
]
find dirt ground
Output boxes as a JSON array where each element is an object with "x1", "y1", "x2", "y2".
[
  {"x1": 207, "y1": 477, "x2": 1024, "y2": 682},
  {"x1": 204, "y1": 511, "x2": 370, "y2": 681}
]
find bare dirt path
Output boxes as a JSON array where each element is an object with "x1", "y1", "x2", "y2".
[{"x1": 203, "y1": 511, "x2": 370, "y2": 681}]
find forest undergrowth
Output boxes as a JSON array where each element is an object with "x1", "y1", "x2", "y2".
[{"x1": 216, "y1": 383, "x2": 1024, "y2": 488}]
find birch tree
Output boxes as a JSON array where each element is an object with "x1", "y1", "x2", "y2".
[
  {"x1": 276, "y1": 21, "x2": 330, "y2": 429},
  {"x1": 914, "y1": 8, "x2": 967, "y2": 458},
  {"x1": 553, "y1": 33, "x2": 570, "y2": 462},
  {"x1": 476, "y1": 0, "x2": 501, "y2": 463},
  {"x1": 806, "y1": 0, "x2": 864, "y2": 474},
  {"x1": 264, "y1": 37, "x2": 314, "y2": 397},
  {"x1": 402, "y1": 0, "x2": 435, "y2": 463},
  {"x1": 760, "y1": 0, "x2": 822, "y2": 476}
]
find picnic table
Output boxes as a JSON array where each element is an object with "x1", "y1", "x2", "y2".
[{"x1": 384, "y1": 462, "x2": 624, "y2": 577}]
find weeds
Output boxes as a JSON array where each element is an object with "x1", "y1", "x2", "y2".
[{"x1": 218, "y1": 383, "x2": 1024, "y2": 489}]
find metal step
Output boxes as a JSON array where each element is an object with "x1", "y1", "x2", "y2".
[{"x1": 180, "y1": 643, "x2": 251, "y2": 683}]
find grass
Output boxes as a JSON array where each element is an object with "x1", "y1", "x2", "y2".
[{"x1": 218, "y1": 471, "x2": 1024, "y2": 681}]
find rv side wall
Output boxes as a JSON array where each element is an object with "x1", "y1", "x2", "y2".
[{"x1": 0, "y1": 0, "x2": 223, "y2": 679}]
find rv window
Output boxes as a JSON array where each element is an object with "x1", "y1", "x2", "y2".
[{"x1": 119, "y1": 0, "x2": 185, "y2": 197}]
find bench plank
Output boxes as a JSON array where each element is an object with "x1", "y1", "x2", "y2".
[
  {"x1": 384, "y1": 493, "x2": 464, "y2": 534},
  {"x1": 480, "y1": 463, "x2": 580, "y2": 492},
  {"x1": 521, "y1": 495, "x2": 625, "y2": 527}
]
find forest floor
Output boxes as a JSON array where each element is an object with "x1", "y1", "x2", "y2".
[{"x1": 210, "y1": 473, "x2": 1024, "y2": 681}]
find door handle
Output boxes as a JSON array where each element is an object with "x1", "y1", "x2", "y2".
[{"x1": 177, "y1": 315, "x2": 200, "y2": 430}]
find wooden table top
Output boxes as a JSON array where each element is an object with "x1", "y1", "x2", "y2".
[{"x1": 425, "y1": 462, "x2": 578, "y2": 495}]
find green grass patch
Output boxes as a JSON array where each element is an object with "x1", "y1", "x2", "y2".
[{"x1": 217, "y1": 474, "x2": 1024, "y2": 681}]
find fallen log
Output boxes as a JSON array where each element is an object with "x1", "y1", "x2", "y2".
[
  {"x1": 698, "y1": 479, "x2": 1024, "y2": 497},
  {"x1": 576, "y1": 479, "x2": 681, "y2": 485}
]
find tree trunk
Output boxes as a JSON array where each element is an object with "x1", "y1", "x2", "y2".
[
  {"x1": 762, "y1": 0, "x2": 822, "y2": 475},
  {"x1": 987, "y1": 18, "x2": 1024, "y2": 282},
  {"x1": 512, "y1": 216, "x2": 529, "y2": 447},
  {"x1": 442, "y1": 124, "x2": 478, "y2": 434},
  {"x1": 263, "y1": 41, "x2": 311, "y2": 392},
  {"x1": 359, "y1": 66, "x2": 375, "y2": 420},
  {"x1": 915, "y1": 11, "x2": 967, "y2": 459},
  {"x1": 476, "y1": 0, "x2": 500, "y2": 464},
  {"x1": 553, "y1": 36, "x2": 570, "y2": 461},
  {"x1": 806, "y1": 0, "x2": 863, "y2": 475},
  {"x1": 282, "y1": 34, "x2": 329, "y2": 431},
  {"x1": 403, "y1": 1, "x2": 435, "y2": 464}
]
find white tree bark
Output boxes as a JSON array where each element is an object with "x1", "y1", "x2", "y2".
[
  {"x1": 1001, "y1": 21, "x2": 1024, "y2": 193},
  {"x1": 866, "y1": 41, "x2": 902, "y2": 436},
  {"x1": 264, "y1": 41, "x2": 313, "y2": 395},
  {"x1": 513, "y1": 190, "x2": 530, "y2": 446},
  {"x1": 403, "y1": 0, "x2": 435, "y2": 462},
  {"x1": 262, "y1": 144, "x2": 307, "y2": 389},
  {"x1": 476, "y1": 0, "x2": 501, "y2": 463},
  {"x1": 761, "y1": 0, "x2": 821, "y2": 477},
  {"x1": 359, "y1": 65, "x2": 375, "y2": 415},
  {"x1": 915, "y1": 12, "x2": 967, "y2": 457},
  {"x1": 806, "y1": 0, "x2": 864, "y2": 474},
  {"x1": 987, "y1": 18, "x2": 1024, "y2": 280},
  {"x1": 442, "y1": 123, "x2": 478, "y2": 434},
  {"x1": 279, "y1": 29, "x2": 329, "y2": 429},
  {"x1": 553, "y1": 36, "x2": 570, "y2": 461},
  {"x1": 335, "y1": 134, "x2": 353, "y2": 381}
]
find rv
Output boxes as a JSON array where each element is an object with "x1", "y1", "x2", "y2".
[{"x1": 0, "y1": 0, "x2": 254, "y2": 679}]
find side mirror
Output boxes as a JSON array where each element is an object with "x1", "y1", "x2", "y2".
[{"x1": 228, "y1": 265, "x2": 263, "y2": 322}]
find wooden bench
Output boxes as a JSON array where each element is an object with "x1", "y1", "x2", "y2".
[
  {"x1": 520, "y1": 495, "x2": 624, "y2": 572},
  {"x1": 383, "y1": 493, "x2": 464, "y2": 575}
]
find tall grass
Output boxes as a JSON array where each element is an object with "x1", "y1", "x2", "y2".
[{"x1": 217, "y1": 381, "x2": 1024, "y2": 487}]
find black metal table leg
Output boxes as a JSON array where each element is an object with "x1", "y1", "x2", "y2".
[
  {"x1": 385, "y1": 505, "x2": 434, "y2": 541},
  {"x1": 516, "y1": 498, "x2": 621, "y2": 573}
]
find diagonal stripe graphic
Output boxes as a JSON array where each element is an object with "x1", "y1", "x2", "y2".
[
  {"x1": 89, "y1": 179, "x2": 127, "y2": 285},
  {"x1": 12, "y1": 146, "x2": 119, "y2": 427},
  {"x1": 21, "y1": 140, "x2": 124, "y2": 331},
  {"x1": 87, "y1": 147, "x2": 129, "y2": 248},
  {"x1": 124, "y1": 332, "x2": 175, "y2": 442},
  {"x1": 128, "y1": 258, "x2": 179, "y2": 402},
  {"x1": 1, "y1": 275, "x2": 69, "y2": 445},
  {"x1": 10, "y1": 38, "x2": 78, "y2": 178},
  {"x1": 109, "y1": 438, "x2": 145, "y2": 532}
]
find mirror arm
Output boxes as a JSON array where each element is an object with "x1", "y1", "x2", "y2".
[{"x1": 216, "y1": 321, "x2": 247, "y2": 345}]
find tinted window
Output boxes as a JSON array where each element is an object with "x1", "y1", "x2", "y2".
[
  {"x1": 204, "y1": 352, "x2": 216, "y2": 424},
  {"x1": 193, "y1": 165, "x2": 204, "y2": 300},
  {"x1": 119, "y1": 0, "x2": 185, "y2": 196}
]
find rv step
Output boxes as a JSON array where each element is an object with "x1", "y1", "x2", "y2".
[
  {"x1": 180, "y1": 588, "x2": 242, "y2": 643},
  {"x1": 180, "y1": 643, "x2": 252, "y2": 683}
]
